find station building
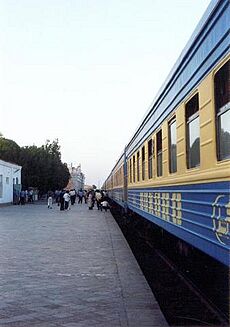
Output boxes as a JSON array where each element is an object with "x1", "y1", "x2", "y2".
[
  {"x1": 0, "y1": 159, "x2": 22, "y2": 204},
  {"x1": 68, "y1": 164, "x2": 85, "y2": 191}
]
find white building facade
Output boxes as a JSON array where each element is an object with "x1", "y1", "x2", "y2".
[
  {"x1": 0, "y1": 159, "x2": 22, "y2": 204},
  {"x1": 69, "y1": 164, "x2": 85, "y2": 191}
]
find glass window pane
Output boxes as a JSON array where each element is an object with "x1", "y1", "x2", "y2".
[
  {"x1": 157, "y1": 130, "x2": 162, "y2": 176},
  {"x1": 214, "y1": 60, "x2": 229, "y2": 111},
  {"x1": 218, "y1": 109, "x2": 230, "y2": 160},
  {"x1": 137, "y1": 152, "x2": 140, "y2": 181},
  {"x1": 148, "y1": 139, "x2": 153, "y2": 179},
  {"x1": 215, "y1": 60, "x2": 230, "y2": 161},
  {"x1": 169, "y1": 120, "x2": 177, "y2": 173},
  {"x1": 130, "y1": 159, "x2": 132, "y2": 183},
  {"x1": 188, "y1": 116, "x2": 200, "y2": 168},
  {"x1": 148, "y1": 158, "x2": 153, "y2": 179},
  {"x1": 157, "y1": 152, "x2": 162, "y2": 177},
  {"x1": 142, "y1": 147, "x2": 145, "y2": 180},
  {"x1": 142, "y1": 162, "x2": 145, "y2": 180},
  {"x1": 133, "y1": 156, "x2": 135, "y2": 182}
]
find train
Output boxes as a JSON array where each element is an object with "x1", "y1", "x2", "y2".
[{"x1": 103, "y1": 0, "x2": 230, "y2": 267}]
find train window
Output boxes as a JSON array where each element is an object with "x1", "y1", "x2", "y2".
[
  {"x1": 137, "y1": 151, "x2": 140, "y2": 182},
  {"x1": 186, "y1": 94, "x2": 200, "y2": 169},
  {"x1": 148, "y1": 139, "x2": 153, "y2": 179},
  {"x1": 129, "y1": 159, "x2": 132, "y2": 183},
  {"x1": 142, "y1": 146, "x2": 145, "y2": 180},
  {"x1": 214, "y1": 60, "x2": 230, "y2": 161},
  {"x1": 169, "y1": 118, "x2": 177, "y2": 173},
  {"x1": 156, "y1": 130, "x2": 162, "y2": 176},
  {"x1": 133, "y1": 155, "x2": 136, "y2": 183}
]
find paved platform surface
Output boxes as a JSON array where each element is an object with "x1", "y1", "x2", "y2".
[{"x1": 0, "y1": 202, "x2": 169, "y2": 327}]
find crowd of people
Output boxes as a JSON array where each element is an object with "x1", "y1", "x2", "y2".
[
  {"x1": 18, "y1": 189, "x2": 35, "y2": 205},
  {"x1": 47, "y1": 189, "x2": 110, "y2": 212},
  {"x1": 18, "y1": 188, "x2": 110, "y2": 212}
]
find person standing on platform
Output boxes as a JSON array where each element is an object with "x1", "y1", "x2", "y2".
[
  {"x1": 70, "y1": 189, "x2": 76, "y2": 205},
  {"x1": 95, "y1": 190, "x2": 102, "y2": 210},
  {"x1": 47, "y1": 191, "x2": 53, "y2": 209},
  {"x1": 64, "y1": 190, "x2": 71, "y2": 210},
  {"x1": 60, "y1": 190, "x2": 65, "y2": 211},
  {"x1": 78, "y1": 189, "x2": 83, "y2": 204},
  {"x1": 55, "y1": 190, "x2": 61, "y2": 206},
  {"x1": 73, "y1": 189, "x2": 77, "y2": 204},
  {"x1": 83, "y1": 190, "x2": 87, "y2": 203},
  {"x1": 101, "y1": 200, "x2": 109, "y2": 212},
  {"x1": 19, "y1": 190, "x2": 25, "y2": 205},
  {"x1": 88, "y1": 192, "x2": 93, "y2": 210},
  {"x1": 29, "y1": 189, "x2": 33, "y2": 203}
]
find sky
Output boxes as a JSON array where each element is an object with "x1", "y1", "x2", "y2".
[{"x1": 0, "y1": 0, "x2": 211, "y2": 187}]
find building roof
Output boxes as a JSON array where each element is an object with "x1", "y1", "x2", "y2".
[{"x1": 0, "y1": 159, "x2": 22, "y2": 169}]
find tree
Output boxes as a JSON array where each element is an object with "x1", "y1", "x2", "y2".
[
  {"x1": 0, "y1": 137, "x2": 70, "y2": 193},
  {"x1": 0, "y1": 137, "x2": 21, "y2": 164},
  {"x1": 19, "y1": 140, "x2": 70, "y2": 192}
]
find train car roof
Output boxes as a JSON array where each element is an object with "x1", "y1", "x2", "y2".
[{"x1": 126, "y1": 0, "x2": 227, "y2": 152}]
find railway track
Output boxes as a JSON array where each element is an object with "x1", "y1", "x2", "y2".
[
  {"x1": 152, "y1": 248, "x2": 228, "y2": 326},
  {"x1": 111, "y1": 207, "x2": 229, "y2": 326}
]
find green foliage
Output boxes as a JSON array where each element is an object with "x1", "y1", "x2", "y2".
[
  {"x1": 0, "y1": 138, "x2": 70, "y2": 193},
  {"x1": 0, "y1": 137, "x2": 21, "y2": 163}
]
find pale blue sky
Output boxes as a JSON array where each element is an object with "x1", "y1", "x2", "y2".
[{"x1": 0, "y1": 0, "x2": 211, "y2": 186}]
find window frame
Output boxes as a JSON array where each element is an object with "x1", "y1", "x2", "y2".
[
  {"x1": 156, "y1": 130, "x2": 163, "y2": 177},
  {"x1": 185, "y1": 93, "x2": 200, "y2": 169},
  {"x1": 137, "y1": 151, "x2": 140, "y2": 182},
  {"x1": 214, "y1": 59, "x2": 230, "y2": 161},
  {"x1": 129, "y1": 158, "x2": 132, "y2": 183},
  {"x1": 148, "y1": 138, "x2": 153, "y2": 179},
  {"x1": 142, "y1": 146, "x2": 145, "y2": 180},
  {"x1": 133, "y1": 155, "x2": 136, "y2": 183}
]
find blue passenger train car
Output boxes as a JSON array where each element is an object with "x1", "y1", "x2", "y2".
[{"x1": 103, "y1": 0, "x2": 230, "y2": 266}]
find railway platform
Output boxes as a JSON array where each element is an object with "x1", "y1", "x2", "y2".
[{"x1": 0, "y1": 202, "x2": 168, "y2": 327}]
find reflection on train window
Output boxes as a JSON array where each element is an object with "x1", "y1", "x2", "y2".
[
  {"x1": 156, "y1": 130, "x2": 162, "y2": 176},
  {"x1": 137, "y1": 151, "x2": 140, "y2": 182},
  {"x1": 142, "y1": 146, "x2": 145, "y2": 180},
  {"x1": 186, "y1": 94, "x2": 200, "y2": 169},
  {"x1": 133, "y1": 155, "x2": 136, "y2": 183},
  {"x1": 148, "y1": 139, "x2": 153, "y2": 179},
  {"x1": 214, "y1": 60, "x2": 230, "y2": 161},
  {"x1": 169, "y1": 118, "x2": 177, "y2": 173}
]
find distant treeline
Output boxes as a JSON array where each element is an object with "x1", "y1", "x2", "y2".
[{"x1": 0, "y1": 137, "x2": 70, "y2": 193}]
